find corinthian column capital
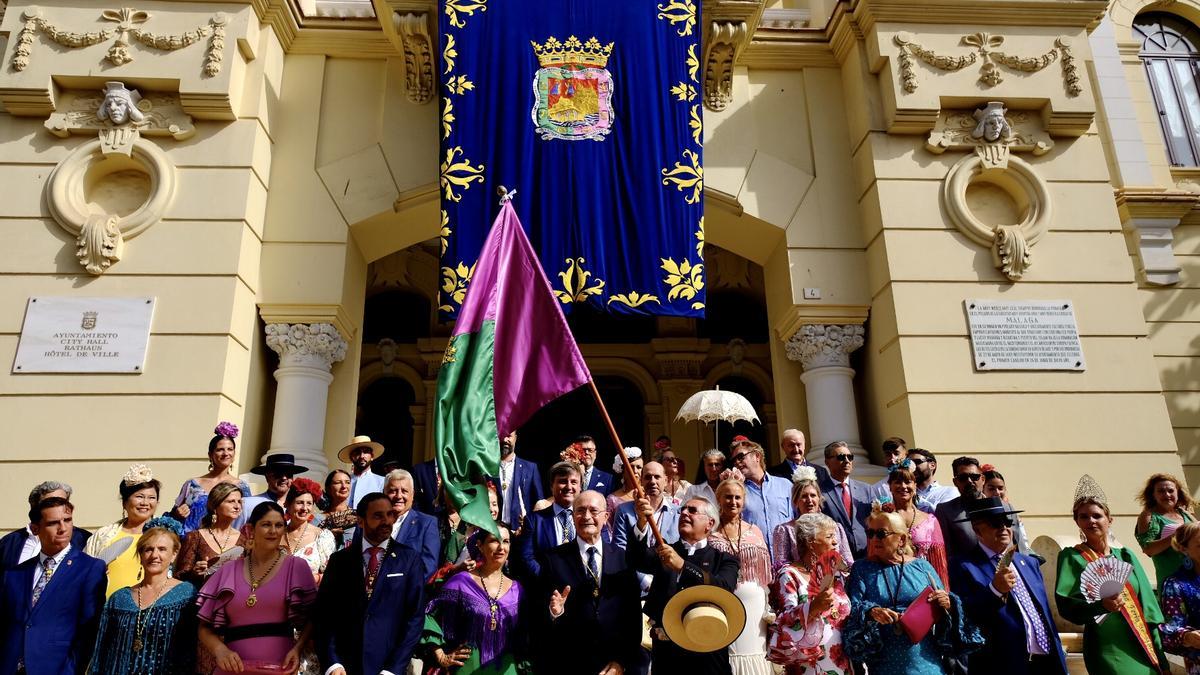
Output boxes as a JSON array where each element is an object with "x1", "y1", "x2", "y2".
[
  {"x1": 784, "y1": 324, "x2": 865, "y2": 371},
  {"x1": 265, "y1": 322, "x2": 348, "y2": 370}
]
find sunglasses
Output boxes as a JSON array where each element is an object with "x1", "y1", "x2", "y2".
[
  {"x1": 731, "y1": 452, "x2": 749, "y2": 462},
  {"x1": 831, "y1": 454, "x2": 854, "y2": 463},
  {"x1": 983, "y1": 517, "x2": 1014, "y2": 529},
  {"x1": 909, "y1": 458, "x2": 928, "y2": 465},
  {"x1": 865, "y1": 528, "x2": 900, "y2": 540},
  {"x1": 681, "y1": 505, "x2": 708, "y2": 516},
  {"x1": 956, "y1": 473, "x2": 983, "y2": 482}
]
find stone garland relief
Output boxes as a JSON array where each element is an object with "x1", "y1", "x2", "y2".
[
  {"x1": 43, "y1": 82, "x2": 193, "y2": 275},
  {"x1": 12, "y1": 6, "x2": 228, "y2": 76},
  {"x1": 894, "y1": 31, "x2": 1081, "y2": 96},
  {"x1": 928, "y1": 102, "x2": 1052, "y2": 281}
]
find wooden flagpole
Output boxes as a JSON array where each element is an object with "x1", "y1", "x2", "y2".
[{"x1": 587, "y1": 379, "x2": 667, "y2": 545}]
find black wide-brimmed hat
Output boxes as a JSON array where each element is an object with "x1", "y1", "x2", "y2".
[
  {"x1": 250, "y1": 453, "x2": 309, "y2": 476},
  {"x1": 956, "y1": 496, "x2": 1024, "y2": 522}
]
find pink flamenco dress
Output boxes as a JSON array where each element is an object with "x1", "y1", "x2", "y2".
[
  {"x1": 768, "y1": 558, "x2": 853, "y2": 675},
  {"x1": 197, "y1": 554, "x2": 318, "y2": 674},
  {"x1": 908, "y1": 514, "x2": 951, "y2": 591}
]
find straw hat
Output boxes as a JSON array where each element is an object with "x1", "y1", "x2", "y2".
[
  {"x1": 338, "y1": 435, "x2": 385, "y2": 463},
  {"x1": 661, "y1": 585, "x2": 746, "y2": 653}
]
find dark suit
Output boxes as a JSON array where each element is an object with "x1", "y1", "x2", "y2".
[
  {"x1": 537, "y1": 540, "x2": 642, "y2": 674},
  {"x1": 0, "y1": 546, "x2": 106, "y2": 675},
  {"x1": 627, "y1": 535, "x2": 739, "y2": 675},
  {"x1": 950, "y1": 545, "x2": 1068, "y2": 675},
  {"x1": 936, "y1": 496, "x2": 978, "y2": 559},
  {"x1": 514, "y1": 505, "x2": 570, "y2": 579},
  {"x1": 0, "y1": 528, "x2": 91, "y2": 573},
  {"x1": 315, "y1": 538, "x2": 425, "y2": 675},
  {"x1": 392, "y1": 509, "x2": 440, "y2": 583},
  {"x1": 495, "y1": 456, "x2": 544, "y2": 527},
  {"x1": 411, "y1": 459, "x2": 442, "y2": 516},
  {"x1": 819, "y1": 476, "x2": 872, "y2": 558},
  {"x1": 585, "y1": 467, "x2": 616, "y2": 496},
  {"x1": 768, "y1": 459, "x2": 830, "y2": 485}
]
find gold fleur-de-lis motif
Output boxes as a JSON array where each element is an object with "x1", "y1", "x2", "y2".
[
  {"x1": 689, "y1": 105, "x2": 701, "y2": 145},
  {"x1": 444, "y1": 0, "x2": 486, "y2": 29},
  {"x1": 442, "y1": 97, "x2": 455, "y2": 139},
  {"x1": 555, "y1": 257, "x2": 606, "y2": 304},
  {"x1": 443, "y1": 34, "x2": 458, "y2": 74},
  {"x1": 671, "y1": 82, "x2": 697, "y2": 101},
  {"x1": 657, "y1": 0, "x2": 696, "y2": 36},
  {"x1": 695, "y1": 217, "x2": 705, "y2": 258},
  {"x1": 441, "y1": 146, "x2": 485, "y2": 202},
  {"x1": 442, "y1": 340, "x2": 458, "y2": 365},
  {"x1": 662, "y1": 149, "x2": 703, "y2": 204},
  {"x1": 608, "y1": 291, "x2": 661, "y2": 308},
  {"x1": 439, "y1": 210, "x2": 451, "y2": 255},
  {"x1": 439, "y1": 261, "x2": 477, "y2": 312},
  {"x1": 661, "y1": 257, "x2": 705, "y2": 302},
  {"x1": 446, "y1": 74, "x2": 474, "y2": 95},
  {"x1": 687, "y1": 44, "x2": 699, "y2": 82}
]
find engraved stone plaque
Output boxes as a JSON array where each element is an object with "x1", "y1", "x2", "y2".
[
  {"x1": 13, "y1": 297, "x2": 155, "y2": 373},
  {"x1": 965, "y1": 300, "x2": 1085, "y2": 371}
]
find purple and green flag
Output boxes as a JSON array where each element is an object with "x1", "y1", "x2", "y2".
[{"x1": 434, "y1": 201, "x2": 592, "y2": 534}]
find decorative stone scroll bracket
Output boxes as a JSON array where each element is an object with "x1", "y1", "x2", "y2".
[
  {"x1": 703, "y1": 20, "x2": 747, "y2": 112},
  {"x1": 933, "y1": 102, "x2": 1052, "y2": 281},
  {"x1": 1115, "y1": 188, "x2": 1200, "y2": 286},
  {"x1": 394, "y1": 12, "x2": 433, "y2": 105},
  {"x1": 12, "y1": 6, "x2": 228, "y2": 76},
  {"x1": 894, "y1": 31, "x2": 1081, "y2": 97},
  {"x1": 43, "y1": 83, "x2": 191, "y2": 275}
]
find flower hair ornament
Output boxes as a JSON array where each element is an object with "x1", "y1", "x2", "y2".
[
  {"x1": 290, "y1": 477, "x2": 324, "y2": 503},
  {"x1": 791, "y1": 465, "x2": 817, "y2": 484},
  {"x1": 887, "y1": 458, "x2": 915, "y2": 474},
  {"x1": 142, "y1": 516, "x2": 184, "y2": 538},
  {"x1": 560, "y1": 443, "x2": 586, "y2": 465},
  {"x1": 981, "y1": 463, "x2": 996, "y2": 473},
  {"x1": 654, "y1": 439, "x2": 671, "y2": 452},
  {"x1": 123, "y1": 463, "x2": 155, "y2": 486},
  {"x1": 214, "y1": 421, "x2": 240, "y2": 439},
  {"x1": 614, "y1": 446, "x2": 643, "y2": 474}
]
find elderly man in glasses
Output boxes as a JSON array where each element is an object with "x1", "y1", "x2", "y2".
[
  {"x1": 730, "y1": 439, "x2": 793, "y2": 559},
  {"x1": 949, "y1": 496, "x2": 1067, "y2": 675},
  {"x1": 818, "y1": 441, "x2": 872, "y2": 559},
  {"x1": 934, "y1": 456, "x2": 987, "y2": 558}
]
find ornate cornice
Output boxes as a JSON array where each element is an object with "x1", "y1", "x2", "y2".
[
  {"x1": 784, "y1": 324, "x2": 865, "y2": 370},
  {"x1": 265, "y1": 322, "x2": 349, "y2": 370},
  {"x1": 258, "y1": 303, "x2": 357, "y2": 341}
]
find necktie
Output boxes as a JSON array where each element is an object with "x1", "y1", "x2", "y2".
[
  {"x1": 841, "y1": 483, "x2": 852, "y2": 516},
  {"x1": 996, "y1": 555, "x2": 1051, "y2": 653},
  {"x1": 31, "y1": 555, "x2": 57, "y2": 607},
  {"x1": 557, "y1": 509, "x2": 575, "y2": 543},
  {"x1": 365, "y1": 546, "x2": 383, "y2": 596},
  {"x1": 587, "y1": 546, "x2": 600, "y2": 582}
]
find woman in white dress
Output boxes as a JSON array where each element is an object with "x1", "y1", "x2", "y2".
[{"x1": 708, "y1": 478, "x2": 773, "y2": 675}]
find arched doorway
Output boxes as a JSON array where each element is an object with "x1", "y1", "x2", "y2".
[
  {"x1": 517, "y1": 375, "x2": 646, "y2": 478},
  {"x1": 357, "y1": 377, "x2": 416, "y2": 469}
]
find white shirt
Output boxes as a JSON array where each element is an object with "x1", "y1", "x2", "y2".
[
  {"x1": 32, "y1": 544, "x2": 71, "y2": 591},
  {"x1": 680, "y1": 538, "x2": 708, "y2": 556},
  {"x1": 326, "y1": 537, "x2": 396, "y2": 675},
  {"x1": 19, "y1": 527, "x2": 41, "y2": 565},
  {"x1": 390, "y1": 511, "x2": 410, "y2": 540},
  {"x1": 499, "y1": 457, "x2": 516, "y2": 518},
  {"x1": 576, "y1": 536, "x2": 603, "y2": 582}
]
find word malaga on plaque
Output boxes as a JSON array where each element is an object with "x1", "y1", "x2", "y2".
[
  {"x1": 13, "y1": 297, "x2": 155, "y2": 373},
  {"x1": 965, "y1": 299, "x2": 1085, "y2": 371}
]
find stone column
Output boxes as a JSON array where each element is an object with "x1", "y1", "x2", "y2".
[
  {"x1": 785, "y1": 324, "x2": 877, "y2": 474},
  {"x1": 264, "y1": 323, "x2": 348, "y2": 479}
]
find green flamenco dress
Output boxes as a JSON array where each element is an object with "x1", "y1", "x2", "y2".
[{"x1": 1055, "y1": 544, "x2": 1168, "y2": 675}]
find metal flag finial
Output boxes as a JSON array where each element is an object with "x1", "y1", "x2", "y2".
[{"x1": 497, "y1": 185, "x2": 517, "y2": 205}]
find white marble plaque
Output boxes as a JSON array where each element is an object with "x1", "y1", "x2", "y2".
[
  {"x1": 965, "y1": 300, "x2": 1085, "y2": 371},
  {"x1": 13, "y1": 297, "x2": 155, "y2": 373}
]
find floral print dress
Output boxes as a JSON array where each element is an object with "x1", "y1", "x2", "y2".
[{"x1": 769, "y1": 563, "x2": 852, "y2": 675}]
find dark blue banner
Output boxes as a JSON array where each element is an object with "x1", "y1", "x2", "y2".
[{"x1": 438, "y1": 0, "x2": 704, "y2": 318}]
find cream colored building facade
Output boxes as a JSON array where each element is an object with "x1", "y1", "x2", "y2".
[{"x1": 0, "y1": 0, "x2": 1197, "y2": 568}]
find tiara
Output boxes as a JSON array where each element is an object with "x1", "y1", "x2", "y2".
[
  {"x1": 214, "y1": 421, "x2": 239, "y2": 439},
  {"x1": 791, "y1": 465, "x2": 817, "y2": 483},
  {"x1": 123, "y1": 463, "x2": 154, "y2": 486},
  {"x1": 142, "y1": 516, "x2": 183, "y2": 538},
  {"x1": 1073, "y1": 474, "x2": 1108, "y2": 508}
]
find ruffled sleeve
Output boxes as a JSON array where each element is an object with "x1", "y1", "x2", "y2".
[
  {"x1": 835, "y1": 522, "x2": 854, "y2": 566},
  {"x1": 930, "y1": 586, "x2": 985, "y2": 658},
  {"x1": 924, "y1": 517, "x2": 951, "y2": 591},
  {"x1": 771, "y1": 521, "x2": 797, "y2": 574},
  {"x1": 842, "y1": 561, "x2": 884, "y2": 664},
  {"x1": 1136, "y1": 513, "x2": 1163, "y2": 549},
  {"x1": 1160, "y1": 573, "x2": 1194, "y2": 656},
  {"x1": 284, "y1": 555, "x2": 318, "y2": 628},
  {"x1": 195, "y1": 559, "x2": 242, "y2": 629},
  {"x1": 768, "y1": 566, "x2": 825, "y2": 659}
]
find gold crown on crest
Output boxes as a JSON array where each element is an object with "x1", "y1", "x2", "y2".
[{"x1": 531, "y1": 35, "x2": 614, "y2": 68}]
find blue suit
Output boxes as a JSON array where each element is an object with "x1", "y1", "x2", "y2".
[
  {"x1": 585, "y1": 467, "x2": 616, "y2": 496},
  {"x1": 819, "y1": 476, "x2": 872, "y2": 559},
  {"x1": 950, "y1": 545, "x2": 1068, "y2": 675},
  {"x1": 610, "y1": 499, "x2": 680, "y2": 550},
  {"x1": 495, "y1": 456, "x2": 544, "y2": 526},
  {"x1": 514, "y1": 506, "x2": 569, "y2": 579},
  {"x1": 0, "y1": 528, "x2": 91, "y2": 573},
  {"x1": 410, "y1": 459, "x2": 441, "y2": 515},
  {"x1": 0, "y1": 546, "x2": 106, "y2": 675},
  {"x1": 392, "y1": 509, "x2": 440, "y2": 583},
  {"x1": 315, "y1": 538, "x2": 425, "y2": 675}
]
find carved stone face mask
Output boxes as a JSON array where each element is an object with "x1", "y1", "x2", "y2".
[{"x1": 104, "y1": 96, "x2": 132, "y2": 124}]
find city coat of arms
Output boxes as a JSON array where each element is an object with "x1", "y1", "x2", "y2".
[{"x1": 530, "y1": 36, "x2": 615, "y2": 141}]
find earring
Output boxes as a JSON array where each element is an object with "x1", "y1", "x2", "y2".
[{"x1": 1184, "y1": 557, "x2": 1195, "y2": 571}]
